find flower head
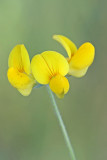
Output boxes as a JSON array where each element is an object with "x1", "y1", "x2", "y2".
[
  {"x1": 7, "y1": 45, "x2": 35, "y2": 96},
  {"x1": 53, "y1": 35, "x2": 95, "y2": 77},
  {"x1": 31, "y1": 51, "x2": 69, "y2": 98}
]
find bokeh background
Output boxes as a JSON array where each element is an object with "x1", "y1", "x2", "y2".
[{"x1": 0, "y1": 0, "x2": 107, "y2": 160}]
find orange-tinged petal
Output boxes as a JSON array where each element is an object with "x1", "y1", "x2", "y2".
[
  {"x1": 31, "y1": 51, "x2": 69, "y2": 84},
  {"x1": 7, "y1": 67, "x2": 35, "y2": 90},
  {"x1": 53, "y1": 35, "x2": 77, "y2": 58},
  {"x1": 8, "y1": 45, "x2": 31, "y2": 75}
]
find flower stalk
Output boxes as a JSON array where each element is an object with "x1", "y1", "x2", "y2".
[{"x1": 47, "y1": 85, "x2": 76, "y2": 160}]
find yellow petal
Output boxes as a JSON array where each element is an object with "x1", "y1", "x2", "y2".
[
  {"x1": 17, "y1": 86, "x2": 33, "y2": 96},
  {"x1": 70, "y1": 42, "x2": 95, "y2": 69},
  {"x1": 49, "y1": 74, "x2": 69, "y2": 98},
  {"x1": 7, "y1": 67, "x2": 35, "y2": 90},
  {"x1": 31, "y1": 54, "x2": 52, "y2": 84},
  {"x1": 8, "y1": 45, "x2": 31, "y2": 75},
  {"x1": 31, "y1": 51, "x2": 69, "y2": 84},
  {"x1": 68, "y1": 66, "x2": 88, "y2": 77},
  {"x1": 53, "y1": 35, "x2": 77, "y2": 58}
]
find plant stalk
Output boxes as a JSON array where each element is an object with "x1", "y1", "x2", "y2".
[{"x1": 47, "y1": 86, "x2": 76, "y2": 160}]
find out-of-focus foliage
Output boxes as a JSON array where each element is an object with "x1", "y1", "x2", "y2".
[{"x1": 0, "y1": 0, "x2": 106, "y2": 160}]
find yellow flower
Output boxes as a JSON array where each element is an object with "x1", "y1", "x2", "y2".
[
  {"x1": 31, "y1": 51, "x2": 69, "y2": 98},
  {"x1": 7, "y1": 45, "x2": 35, "y2": 96},
  {"x1": 53, "y1": 35, "x2": 95, "y2": 77}
]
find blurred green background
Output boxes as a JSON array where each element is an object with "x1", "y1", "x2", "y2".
[{"x1": 0, "y1": 0, "x2": 107, "y2": 160}]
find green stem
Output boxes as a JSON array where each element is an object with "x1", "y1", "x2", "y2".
[{"x1": 47, "y1": 86, "x2": 76, "y2": 160}]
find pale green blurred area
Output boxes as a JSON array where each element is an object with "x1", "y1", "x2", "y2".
[{"x1": 0, "y1": 0, "x2": 107, "y2": 159}]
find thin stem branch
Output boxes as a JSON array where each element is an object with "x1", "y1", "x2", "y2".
[{"x1": 47, "y1": 86, "x2": 76, "y2": 160}]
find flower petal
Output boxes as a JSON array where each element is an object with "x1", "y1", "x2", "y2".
[
  {"x1": 31, "y1": 54, "x2": 52, "y2": 84},
  {"x1": 41, "y1": 51, "x2": 69, "y2": 76},
  {"x1": 49, "y1": 74, "x2": 69, "y2": 98},
  {"x1": 8, "y1": 45, "x2": 31, "y2": 74},
  {"x1": 31, "y1": 51, "x2": 69, "y2": 84},
  {"x1": 7, "y1": 67, "x2": 35, "y2": 90},
  {"x1": 70, "y1": 42, "x2": 95, "y2": 69},
  {"x1": 17, "y1": 86, "x2": 33, "y2": 96},
  {"x1": 53, "y1": 35, "x2": 77, "y2": 58},
  {"x1": 69, "y1": 66, "x2": 88, "y2": 77}
]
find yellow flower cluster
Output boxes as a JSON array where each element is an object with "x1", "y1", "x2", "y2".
[{"x1": 7, "y1": 35, "x2": 95, "y2": 98}]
